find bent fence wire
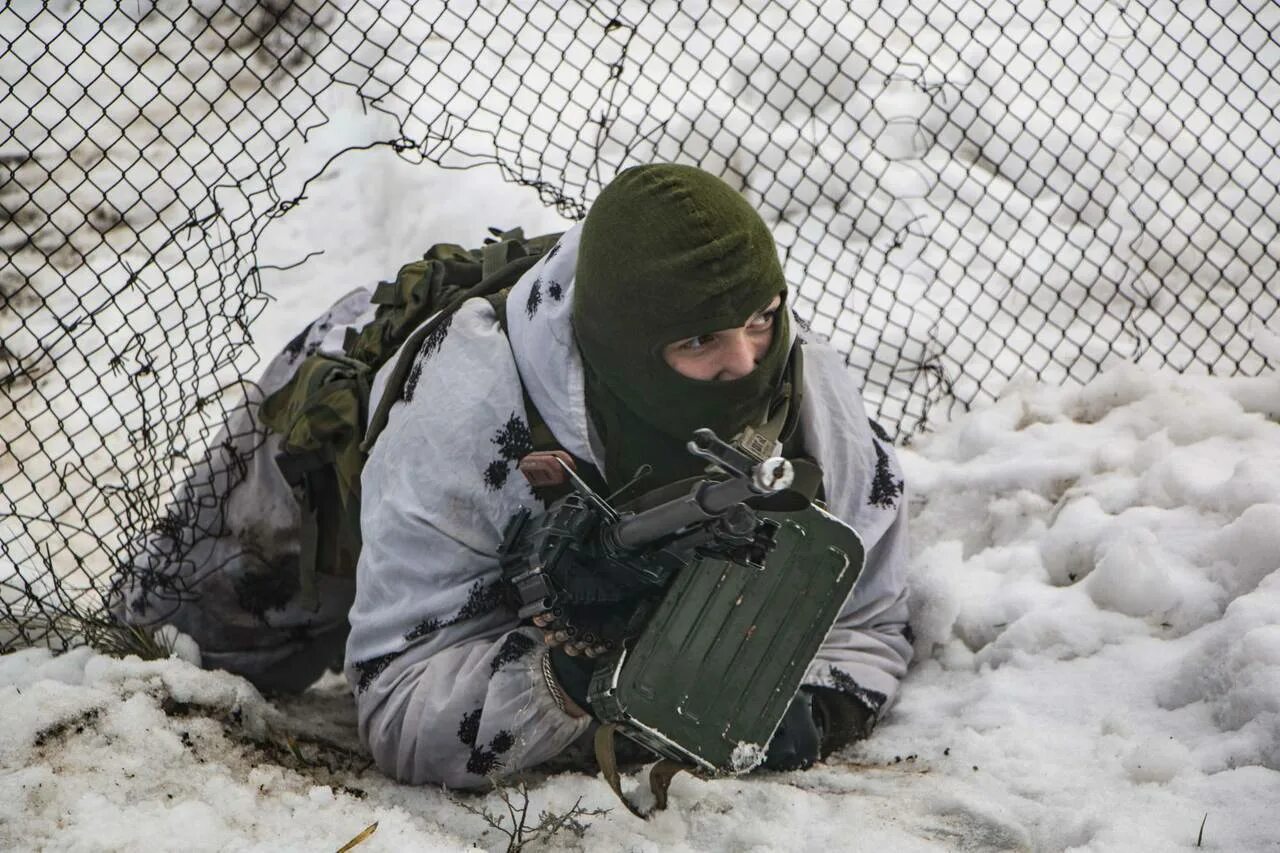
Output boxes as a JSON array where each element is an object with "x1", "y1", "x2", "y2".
[{"x1": 2, "y1": 0, "x2": 1277, "y2": 652}]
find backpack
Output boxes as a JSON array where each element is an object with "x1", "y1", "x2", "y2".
[{"x1": 258, "y1": 228, "x2": 563, "y2": 609}]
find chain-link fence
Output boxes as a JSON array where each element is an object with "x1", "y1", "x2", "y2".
[{"x1": 3, "y1": 0, "x2": 1277, "y2": 652}]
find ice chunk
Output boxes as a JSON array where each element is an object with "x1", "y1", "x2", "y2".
[{"x1": 729, "y1": 741, "x2": 767, "y2": 774}]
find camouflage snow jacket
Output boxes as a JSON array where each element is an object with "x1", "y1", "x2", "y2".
[{"x1": 345, "y1": 222, "x2": 913, "y2": 787}]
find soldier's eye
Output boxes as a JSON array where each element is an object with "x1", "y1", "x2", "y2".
[
  {"x1": 679, "y1": 334, "x2": 716, "y2": 351},
  {"x1": 746, "y1": 295, "x2": 782, "y2": 331}
]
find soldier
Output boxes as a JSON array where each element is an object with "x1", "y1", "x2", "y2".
[
  {"x1": 345, "y1": 164, "x2": 912, "y2": 784},
  {"x1": 114, "y1": 164, "x2": 911, "y2": 786}
]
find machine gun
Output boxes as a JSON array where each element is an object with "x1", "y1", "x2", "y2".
[
  {"x1": 498, "y1": 427, "x2": 866, "y2": 785},
  {"x1": 497, "y1": 428, "x2": 796, "y2": 651}
]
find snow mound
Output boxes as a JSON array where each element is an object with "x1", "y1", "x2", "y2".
[
  {"x1": 891, "y1": 365, "x2": 1280, "y2": 851},
  {"x1": 5, "y1": 365, "x2": 1278, "y2": 852}
]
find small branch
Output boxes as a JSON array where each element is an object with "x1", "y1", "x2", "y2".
[
  {"x1": 444, "y1": 774, "x2": 610, "y2": 852},
  {"x1": 335, "y1": 821, "x2": 377, "y2": 853}
]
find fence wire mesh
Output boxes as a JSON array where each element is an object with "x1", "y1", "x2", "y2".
[{"x1": 2, "y1": 0, "x2": 1277, "y2": 652}]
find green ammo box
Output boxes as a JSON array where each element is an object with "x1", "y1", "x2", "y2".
[{"x1": 587, "y1": 503, "x2": 865, "y2": 774}]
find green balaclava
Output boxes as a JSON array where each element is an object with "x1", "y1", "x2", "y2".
[{"x1": 573, "y1": 163, "x2": 792, "y2": 488}]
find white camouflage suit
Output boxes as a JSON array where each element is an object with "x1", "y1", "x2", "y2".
[
  {"x1": 345, "y1": 223, "x2": 913, "y2": 787},
  {"x1": 114, "y1": 222, "x2": 911, "y2": 786}
]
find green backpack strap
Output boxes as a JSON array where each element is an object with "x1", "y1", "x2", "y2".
[
  {"x1": 482, "y1": 227, "x2": 527, "y2": 278},
  {"x1": 360, "y1": 252, "x2": 543, "y2": 453},
  {"x1": 594, "y1": 724, "x2": 699, "y2": 819}
]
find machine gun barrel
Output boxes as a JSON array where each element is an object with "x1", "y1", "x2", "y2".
[{"x1": 605, "y1": 448, "x2": 794, "y2": 551}]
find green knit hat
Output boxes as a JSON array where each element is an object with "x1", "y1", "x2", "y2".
[{"x1": 573, "y1": 163, "x2": 791, "y2": 482}]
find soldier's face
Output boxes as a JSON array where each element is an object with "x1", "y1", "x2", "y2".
[{"x1": 661, "y1": 294, "x2": 782, "y2": 381}]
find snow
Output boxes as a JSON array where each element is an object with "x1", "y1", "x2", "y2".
[
  {"x1": 3, "y1": 365, "x2": 1278, "y2": 851},
  {"x1": 3, "y1": 0, "x2": 1280, "y2": 850},
  {"x1": 729, "y1": 741, "x2": 769, "y2": 774}
]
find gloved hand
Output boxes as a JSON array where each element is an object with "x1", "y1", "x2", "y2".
[
  {"x1": 764, "y1": 687, "x2": 879, "y2": 770},
  {"x1": 764, "y1": 689, "x2": 822, "y2": 771},
  {"x1": 532, "y1": 545, "x2": 664, "y2": 657},
  {"x1": 808, "y1": 686, "x2": 877, "y2": 757},
  {"x1": 532, "y1": 600, "x2": 642, "y2": 658},
  {"x1": 549, "y1": 545, "x2": 656, "y2": 607}
]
